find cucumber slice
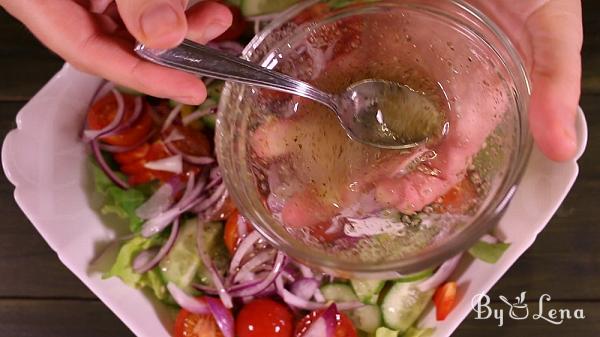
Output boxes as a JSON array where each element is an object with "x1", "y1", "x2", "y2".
[
  {"x1": 159, "y1": 219, "x2": 201, "y2": 292},
  {"x1": 349, "y1": 305, "x2": 382, "y2": 334},
  {"x1": 241, "y1": 0, "x2": 299, "y2": 16},
  {"x1": 351, "y1": 279, "x2": 385, "y2": 304},
  {"x1": 375, "y1": 327, "x2": 399, "y2": 337},
  {"x1": 381, "y1": 282, "x2": 433, "y2": 333},
  {"x1": 395, "y1": 269, "x2": 434, "y2": 283},
  {"x1": 196, "y1": 221, "x2": 230, "y2": 285},
  {"x1": 159, "y1": 219, "x2": 229, "y2": 291},
  {"x1": 320, "y1": 283, "x2": 359, "y2": 302}
]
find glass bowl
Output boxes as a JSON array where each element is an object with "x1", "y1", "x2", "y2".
[{"x1": 216, "y1": 0, "x2": 531, "y2": 278}]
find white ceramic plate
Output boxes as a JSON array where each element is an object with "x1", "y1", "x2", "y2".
[{"x1": 1, "y1": 64, "x2": 588, "y2": 337}]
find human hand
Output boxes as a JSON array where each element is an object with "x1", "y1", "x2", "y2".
[
  {"x1": 472, "y1": 0, "x2": 583, "y2": 162},
  {"x1": 0, "y1": 0, "x2": 233, "y2": 105},
  {"x1": 252, "y1": 1, "x2": 584, "y2": 228},
  {"x1": 374, "y1": 0, "x2": 585, "y2": 214}
]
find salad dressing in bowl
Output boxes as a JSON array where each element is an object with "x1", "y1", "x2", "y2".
[{"x1": 217, "y1": 0, "x2": 531, "y2": 277}]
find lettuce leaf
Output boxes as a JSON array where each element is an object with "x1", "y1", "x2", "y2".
[
  {"x1": 468, "y1": 240, "x2": 510, "y2": 264},
  {"x1": 91, "y1": 161, "x2": 153, "y2": 232},
  {"x1": 104, "y1": 235, "x2": 169, "y2": 301}
]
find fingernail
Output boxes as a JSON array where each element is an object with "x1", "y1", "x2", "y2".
[
  {"x1": 141, "y1": 3, "x2": 184, "y2": 45},
  {"x1": 201, "y1": 21, "x2": 230, "y2": 42}
]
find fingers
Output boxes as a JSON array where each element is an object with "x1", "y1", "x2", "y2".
[
  {"x1": 115, "y1": 0, "x2": 188, "y2": 49},
  {"x1": 79, "y1": 36, "x2": 207, "y2": 104},
  {"x1": 526, "y1": 0, "x2": 583, "y2": 161},
  {"x1": 8, "y1": 0, "x2": 206, "y2": 104},
  {"x1": 114, "y1": 0, "x2": 232, "y2": 48},
  {"x1": 186, "y1": 1, "x2": 233, "y2": 44}
]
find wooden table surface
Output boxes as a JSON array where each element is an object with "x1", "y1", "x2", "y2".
[{"x1": 1, "y1": 2, "x2": 599, "y2": 337}]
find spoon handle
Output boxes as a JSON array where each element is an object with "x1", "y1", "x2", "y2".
[{"x1": 135, "y1": 39, "x2": 334, "y2": 108}]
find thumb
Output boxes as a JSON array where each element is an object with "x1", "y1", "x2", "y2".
[
  {"x1": 526, "y1": 0, "x2": 583, "y2": 162},
  {"x1": 115, "y1": 0, "x2": 188, "y2": 49}
]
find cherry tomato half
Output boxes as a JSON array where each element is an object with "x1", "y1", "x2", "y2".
[
  {"x1": 236, "y1": 298, "x2": 294, "y2": 337},
  {"x1": 87, "y1": 92, "x2": 153, "y2": 147},
  {"x1": 115, "y1": 140, "x2": 174, "y2": 185},
  {"x1": 295, "y1": 309, "x2": 357, "y2": 337},
  {"x1": 114, "y1": 124, "x2": 211, "y2": 185},
  {"x1": 174, "y1": 307, "x2": 223, "y2": 337},
  {"x1": 434, "y1": 281, "x2": 457, "y2": 321}
]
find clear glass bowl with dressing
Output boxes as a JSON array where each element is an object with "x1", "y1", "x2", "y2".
[{"x1": 216, "y1": 0, "x2": 531, "y2": 278}]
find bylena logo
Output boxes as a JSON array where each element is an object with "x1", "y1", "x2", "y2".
[{"x1": 472, "y1": 292, "x2": 586, "y2": 327}]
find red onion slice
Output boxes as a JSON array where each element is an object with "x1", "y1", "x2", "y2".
[
  {"x1": 135, "y1": 183, "x2": 174, "y2": 219},
  {"x1": 84, "y1": 89, "x2": 125, "y2": 140},
  {"x1": 417, "y1": 254, "x2": 462, "y2": 292},
  {"x1": 229, "y1": 252, "x2": 286, "y2": 297},
  {"x1": 111, "y1": 96, "x2": 143, "y2": 134},
  {"x1": 141, "y1": 174, "x2": 207, "y2": 237},
  {"x1": 276, "y1": 276, "x2": 363, "y2": 311},
  {"x1": 295, "y1": 265, "x2": 326, "y2": 302},
  {"x1": 226, "y1": 278, "x2": 262, "y2": 294},
  {"x1": 291, "y1": 278, "x2": 320, "y2": 300},
  {"x1": 298, "y1": 264, "x2": 314, "y2": 278},
  {"x1": 178, "y1": 174, "x2": 208, "y2": 208},
  {"x1": 233, "y1": 250, "x2": 275, "y2": 283},
  {"x1": 205, "y1": 177, "x2": 223, "y2": 191},
  {"x1": 89, "y1": 81, "x2": 114, "y2": 106},
  {"x1": 131, "y1": 248, "x2": 159, "y2": 272},
  {"x1": 194, "y1": 183, "x2": 227, "y2": 212},
  {"x1": 165, "y1": 141, "x2": 216, "y2": 166},
  {"x1": 237, "y1": 215, "x2": 248, "y2": 237},
  {"x1": 144, "y1": 154, "x2": 183, "y2": 174},
  {"x1": 182, "y1": 105, "x2": 216, "y2": 126},
  {"x1": 162, "y1": 104, "x2": 183, "y2": 132},
  {"x1": 301, "y1": 303, "x2": 338, "y2": 337},
  {"x1": 281, "y1": 271, "x2": 296, "y2": 283},
  {"x1": 140, "y1": 208, "x2": 180, "y2": 237},
  {"x1": 167, "y1": 282, "x2": 210, "y2": 315},
  {"x1": 133, "y1": 217, "x2": 180, "y2": 274},
  {"x1": 229, "y1": 231, "x2": 261, "y2": 274},
  {"x1": 91, "y1": 140, "x2": 129, "y2": 189},
  {"x1": 205, "y1": 297, "x2": 235, "y2": 337}
]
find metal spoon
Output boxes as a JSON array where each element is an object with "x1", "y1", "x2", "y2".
[{"x1": 135, "y1": 39, "x2": 442, "y2": 149}]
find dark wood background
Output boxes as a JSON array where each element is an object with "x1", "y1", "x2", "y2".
[{"x1": 1, "y1": 2, "x2": 598, "y2": 336}]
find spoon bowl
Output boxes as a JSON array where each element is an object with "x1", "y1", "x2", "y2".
[{"x1": 340, "y1": 79, "x2": 446, "y2": 149}]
